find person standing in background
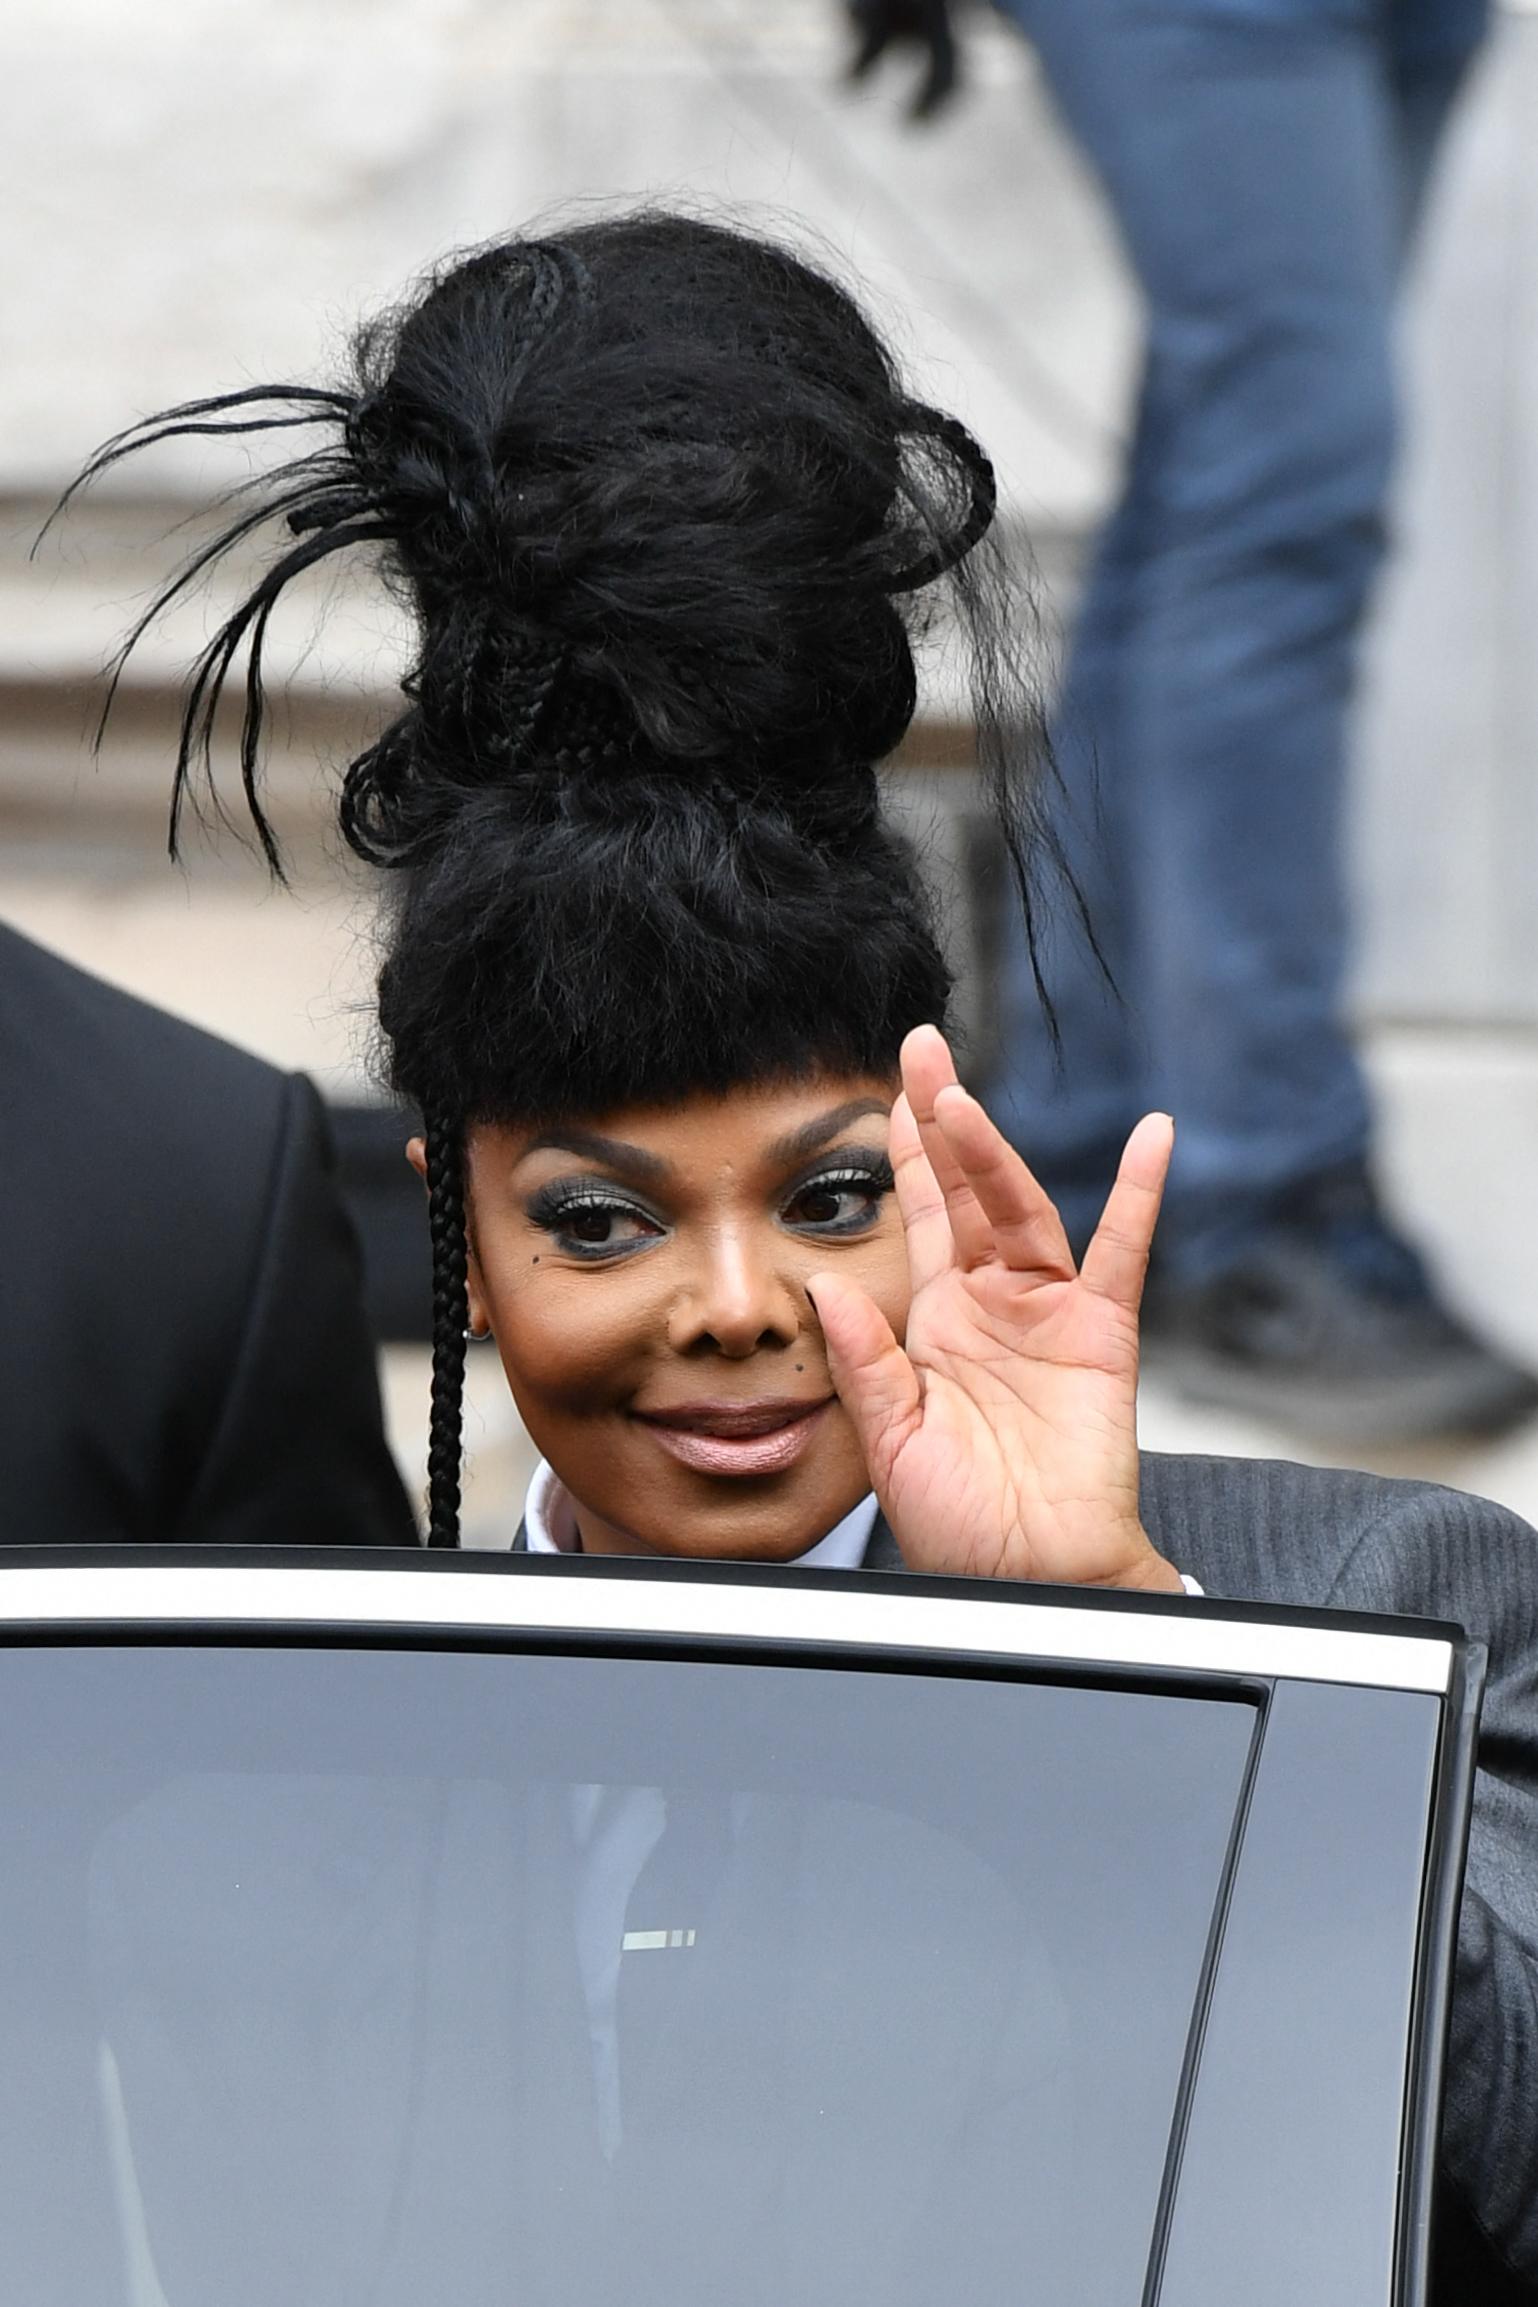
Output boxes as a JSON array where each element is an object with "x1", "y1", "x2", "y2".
[
  {"x1": 0, "y1": 921, "x2": 417, "y2": 1548},
  {"x1": 853, "y1": 0, "x2": 1535, "y2": 1440}
]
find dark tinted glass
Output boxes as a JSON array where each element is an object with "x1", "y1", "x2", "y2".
[
  {"x1": 1160, "y1": 1682, "x2": 1444, "y2": 2307},
  {"x1": 0, "y1": 1643, "x2": 1255, "y2": 2307}
]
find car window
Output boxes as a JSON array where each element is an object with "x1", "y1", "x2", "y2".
[{"x1": 0, "y1": 1642, "x2": 1257, "y2": 2307}]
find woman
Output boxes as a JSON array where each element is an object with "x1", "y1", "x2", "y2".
[{"x1": 88, "y1": 213, "x2": 1535, "y2": 2295}]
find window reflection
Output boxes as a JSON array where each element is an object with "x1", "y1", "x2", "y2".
[{"x1": 0, "y1": 1646, "x2": 1256, "y2": 2307}]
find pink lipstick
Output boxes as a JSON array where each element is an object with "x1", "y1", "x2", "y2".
[{"x1": 634, "y1": 1397, "x2": 832, "y2": 1478}]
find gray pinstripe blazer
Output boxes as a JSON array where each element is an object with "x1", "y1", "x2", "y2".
[{"x1": 520, "y1": 1449, "x2": 1538, "y2": 2300}]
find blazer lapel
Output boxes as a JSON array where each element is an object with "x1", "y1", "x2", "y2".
[{"x1": 859, "y1": 1511, "x2": 905, "y2": 1571}]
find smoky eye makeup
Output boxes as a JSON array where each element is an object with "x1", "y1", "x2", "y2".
[
  {"x1": 779, "y1": 1144, "x2": 896, "y2": 1236},
  {"x1": 523, "y1": 1175, "x2": 667, "y2": 1260}
]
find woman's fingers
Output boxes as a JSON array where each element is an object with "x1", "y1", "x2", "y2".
[
  {"x1": 808, "y1": 1269, "x2": 922, "y2": 1474},
  {"x1": 928, "y1": 1078, "x2": 1076, "y2": 1278},
  {"x1": 889, "y1": 1092, "x2": 958, "y2": 1293},
  {"x1": 1076, "y1": 1113, "x2": 1174, "y2": 1311},
  {"x1": 898, "y1": 1026, "x2": 995, "y2": 1269}
]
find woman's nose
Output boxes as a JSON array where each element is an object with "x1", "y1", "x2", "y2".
[{"x1": 666, "y1": 1232, "x2": 803, "y2": 1358}]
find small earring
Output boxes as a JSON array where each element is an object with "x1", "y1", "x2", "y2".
[{"x1": 463, "y1": 1323, "x2": 491, "y2": 1344}]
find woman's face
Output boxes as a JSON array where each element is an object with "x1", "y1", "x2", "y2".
[{"x1": 456, "y1": 1074, "x2": 909, "y2": 1560}]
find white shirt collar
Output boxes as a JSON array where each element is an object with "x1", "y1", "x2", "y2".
[{"x1": 520, "y1": 1458, "x2": 880, "y2": 1571}]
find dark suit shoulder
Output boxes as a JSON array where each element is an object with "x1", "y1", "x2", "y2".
[
  {"x1": 1136, "y1": 1447, "x2": 1535, "y2": 1624},
  {"x1": 0, "y1": 921, "x2": 297, "y2": 1363},
  {"x1": 0, "y1": 920, "x2": 288, "y2": 1133},
  {"x1": 0, "y1": 922, "x2": 410, "y2": 1548}
]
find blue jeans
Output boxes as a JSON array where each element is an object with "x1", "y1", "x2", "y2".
[{"x1": 986, "y1": 0, "x2": 1488, "y2": 1277}]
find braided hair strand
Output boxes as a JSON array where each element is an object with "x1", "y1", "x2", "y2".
[{"x1": 424, "y1": 1109, "x2": 470, "y2": 1548}]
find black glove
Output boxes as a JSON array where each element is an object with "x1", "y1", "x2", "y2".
[{"x1": 845, "y1": 0, "x2": 961, "y2": 121}]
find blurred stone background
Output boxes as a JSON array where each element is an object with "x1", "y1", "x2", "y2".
[{"x1": 4, "y1": 0, "x2": 1538, "y2": 1537}]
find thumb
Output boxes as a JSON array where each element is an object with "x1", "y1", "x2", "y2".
[{"x1": 808, "y1": 1271, "x2": 922, "y2": 1479}]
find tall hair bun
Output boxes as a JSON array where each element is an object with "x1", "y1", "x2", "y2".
[
  {"x1": 343, "y1": 222, "x2": 992, "y2": 797},
  {"x1": 69, "y1": 205, "x2": 1065, "y2": 1131},
  {"x1": 67, "y1": 212, "x2": 999, "y2": 870}
]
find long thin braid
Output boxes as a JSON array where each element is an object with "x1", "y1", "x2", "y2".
[
  {"x1": 424, "y1": 1110, "x2": 469, "y2": 1547},
  {"x1": 887, "y1": 406, "x2": 997, "y2": 594}
]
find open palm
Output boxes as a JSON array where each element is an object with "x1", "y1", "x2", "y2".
[{"x1": 810, "y1": 1025, "x2": 1182, "y2": 1591}]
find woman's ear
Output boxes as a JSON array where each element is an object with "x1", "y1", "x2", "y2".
[
  {"x1": 463, "y1": 1241, "x2": 493, "y2": 1341},
  {"x1": 406, "y1": 1133, "x2": 493, "y2": 1338}
]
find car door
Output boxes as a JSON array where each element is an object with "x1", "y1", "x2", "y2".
[{"x1": 0, "y1": 1546, "x2": 1478, "y2": 2306}]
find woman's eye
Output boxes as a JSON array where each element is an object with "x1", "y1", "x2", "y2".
[
  {"x1": 567, "y1": 1205, "x2": 627, "y2": 1245},
  {"x1": 783, "y1": 1171, "x2": 892, "y2": 1235},
  {"x1": 530, "y1": 1192, "x2": 662, "y2": 1258}
]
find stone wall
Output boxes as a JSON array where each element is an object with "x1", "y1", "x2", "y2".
[
  {"x1": 1, "y1": 1, "x2": 1127, "y2": 516},
  {"x1": 4, "y1": 0, "x2": 1538, "y2": 1034}
]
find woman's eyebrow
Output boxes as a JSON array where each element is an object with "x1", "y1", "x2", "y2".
[
  {"x1": 518, "y1": 1127, "x2": 670, "y2": 1185},
  {"x1": 766, "y1": 1098, "x2": 892, "y2": 1170}
]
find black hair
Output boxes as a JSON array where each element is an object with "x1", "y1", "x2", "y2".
[
  {"x1": 69, "y1": 211, "x2": 1065, "y2": 1544},
  {"x1": 422, "y1": 1114, "x2": 471, "y2": 1551}
]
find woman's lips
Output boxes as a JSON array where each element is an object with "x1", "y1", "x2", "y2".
[{"x1": 634, "y1": 1398, "x2": 833, "y2": 1478}]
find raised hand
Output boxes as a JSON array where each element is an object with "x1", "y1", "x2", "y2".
[{"x1": 809, "y1": 1024, "x2": 1182, "y2": 1591}]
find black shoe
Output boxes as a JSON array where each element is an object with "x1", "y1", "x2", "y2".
[{"x1": 1144, "y1": 1161, "x2": 1538, "y2": 1444}]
